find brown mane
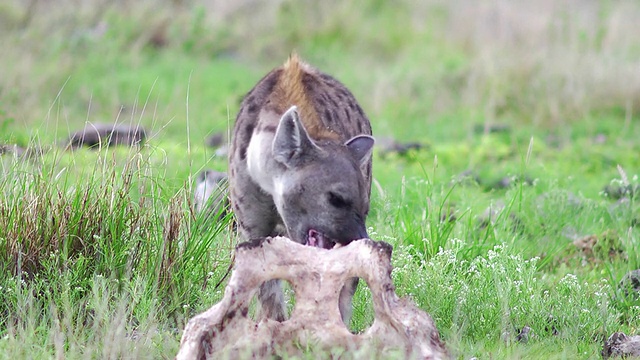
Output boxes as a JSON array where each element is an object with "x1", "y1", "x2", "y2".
[{"x1": 269, "y1": 53, "x2": 338, "y2": 140}]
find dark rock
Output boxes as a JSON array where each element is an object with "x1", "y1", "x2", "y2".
[
  {"x1": 147, "y1": 19, "x2": 169, "y2": 48},
  {"x1": 440, "y1": 202, "x2": 457, "y2": 223},
  {"x1": 603, "y1": 184, "x2": 639, "y2": 200},
  {"x1": 205, "y1": 132, "x2": 229, "y2": 158},
  {"x1": 571, "y1": 230, "x2": 625, "y2": 264},
  {"x1": 536, "y1": 191, "x2": 584, "y2": 209},
  {"x1": 478, "y1": 200, "x2": 505, "y2": 228},
  {"x1": 602, "y1": 332, "x2": 640, "y2": 358},
  {"x1": 477, "y1": 200, "x2": 524, "y2": 233},
  {"x1": 488, "y1": 175, "x2": 534, "y2": 190},
  {"x1": 619, "y1": 269, "x2": 640, "y2": 300},
  {"x1": 452, "y1": 170, "x2": 481, "y2": 186},
  {"x1": 473, "y1": 123, "x2": 511, "y2": 135},
  {"x1": 545, "y1": 134, "x2": 564, "y2": 149},
  {"x1": 593, "y1": 133, "x2": 607, "y2": 145},
  {"x1": 545, "y1": 315, "x2": 559, "y2": 336},
  {"x1": 66, "y1": 123, "x2": 146, "y2": 149},
  {"x1": 376, "y1": 136, "x2": 426, "y2": 157},
  {"x1": 0, "y1": 144, "x2": 26, "y2": 157},
  {"x1": 516, "y1": 326, "x2": 532, "y2": 344},
  {"x1": 387, "y1": 141, "x2": 423, "y2": 155},
  {"x1": 0, "y1": 144, "x2": 45, "y2": 159},
  {"x1": 205, "y1": 132, "x2": 226, "y2": 148}
]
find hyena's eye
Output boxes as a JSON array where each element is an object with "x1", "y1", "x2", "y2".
[{"x1": 328, "y1": 192, "x2": 351, "y2": 209}]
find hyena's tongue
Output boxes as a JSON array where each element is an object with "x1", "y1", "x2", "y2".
[{"x1": 306, "y1": 229, "x2": 336, "y2": 249}]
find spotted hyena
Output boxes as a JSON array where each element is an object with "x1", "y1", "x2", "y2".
[{"x1": 228, "y1": 54, "x2": 374, "y2": 325}]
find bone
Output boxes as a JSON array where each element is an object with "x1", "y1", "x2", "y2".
[
  {"x1": 176, "y1": 237, "x2": 448, "y2": 359},
  {"x1": 602, "y1": 332, "x2": 640, "y2": 359}
]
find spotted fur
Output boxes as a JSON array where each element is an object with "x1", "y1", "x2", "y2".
[{"x1": 228, "y1": 54, "x2": 374, "y2": 325}]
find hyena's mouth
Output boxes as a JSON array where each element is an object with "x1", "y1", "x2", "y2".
[{"x1": 305, "y1": 229, "x2": 342, "y2": 250}]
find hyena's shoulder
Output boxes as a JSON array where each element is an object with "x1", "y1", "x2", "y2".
[{"x1": 232, "y1": 55, "x2": 371, "y2": 159}]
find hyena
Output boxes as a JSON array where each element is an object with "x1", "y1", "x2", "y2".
[{"x1": 228, "y1": 54, "x2": 374, "y2": 325}]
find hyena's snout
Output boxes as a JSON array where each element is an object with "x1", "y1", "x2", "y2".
[
  {"x1": 333, "y1": 216, "x2": 369, "y2": 246},
  {"x1": 305, "y1": 216, "x2": 368, "y2": 250},
  {"x1": 350, "y1": 220, "x2": 368, "y2": 241}
]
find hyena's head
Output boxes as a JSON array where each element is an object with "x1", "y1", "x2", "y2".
[{"x1": 272, "y1": 106, "x2": 374, "y2": 249}]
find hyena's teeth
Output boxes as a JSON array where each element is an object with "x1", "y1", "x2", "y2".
[{"x1": 333, "y1": 243, "x2": 343, "y2": 249}]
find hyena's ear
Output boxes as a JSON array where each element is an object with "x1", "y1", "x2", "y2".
[
  {"x1": 345, "y1": 135, "x2": 375, "y2": 165},
  {"x1": 273, "y1": 106, "x2": 318, "y2": 167}
]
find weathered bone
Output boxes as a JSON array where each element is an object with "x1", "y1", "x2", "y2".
[
  {"x1": 602, "y1": 332, "x2": 640, "y2": 359},
  {"x1": 176, "y1": 237, "x2": 448, "y2": 359}
]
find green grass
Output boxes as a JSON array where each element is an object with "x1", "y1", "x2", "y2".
[{"x1": 1, "y1": 0, "x2": 640, "y2": 358}]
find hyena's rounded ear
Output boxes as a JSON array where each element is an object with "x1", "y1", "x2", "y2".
[
  {"x1": 345, "y1": 135, "x2": 375, "y2": 165},
  {"x1": 273, "y1": 106, "x2": 317, "y2": 167}
]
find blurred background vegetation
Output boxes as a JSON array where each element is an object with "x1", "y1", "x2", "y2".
[{"x1": 2, "y1": 0, "x2": 639, "y2": 140}]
